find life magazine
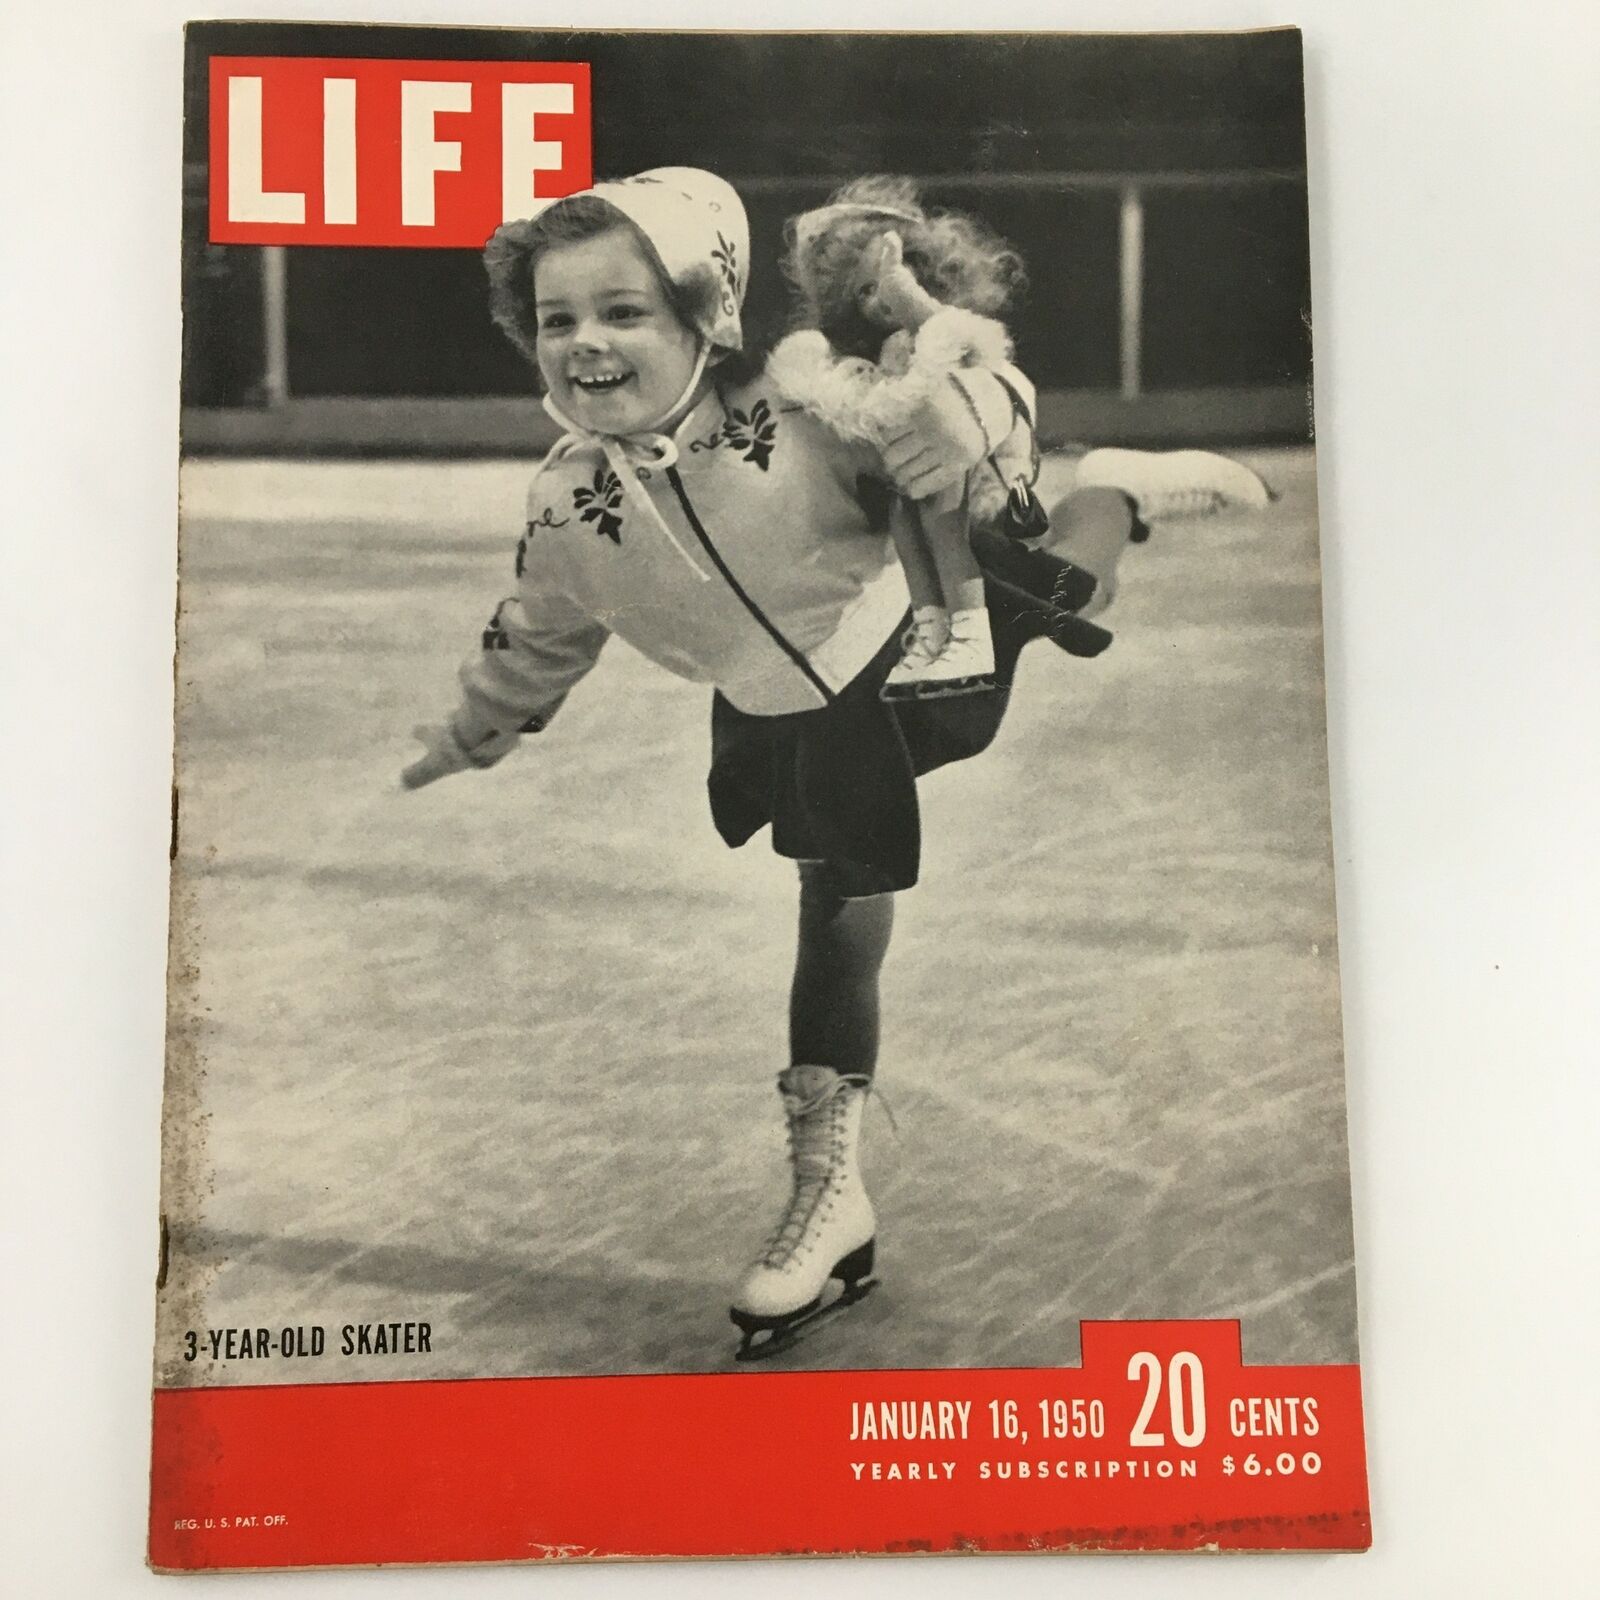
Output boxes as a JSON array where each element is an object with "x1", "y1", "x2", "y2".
[{"x1": 152, "y1": 21, "x2": 1370, "y2": 1569}]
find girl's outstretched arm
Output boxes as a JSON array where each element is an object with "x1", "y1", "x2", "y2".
[{"x1": 402, "y1": 578, "x2": 609, "y2": 790}]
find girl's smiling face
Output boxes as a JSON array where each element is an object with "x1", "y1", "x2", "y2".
[{"x1": 534, "y1": 227, "x2": 704, "y2": 434}]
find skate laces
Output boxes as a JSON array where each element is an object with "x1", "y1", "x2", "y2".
[
  {"x1": 870, "y1": 1085, "x2": 900, "y2": 1136},
  {"x1": 761, "y1": 1075, "x2": 868, "y2": 1267},
  {"x1": 899, "y1": 618, "x2": 944, "y2": 664},
  {"x1": 1143, "y1": 487, "x2": 1224, "y2": 520},
  {"x1": 759, "y1": 1174, "x2": 829, "y2": 1267}
]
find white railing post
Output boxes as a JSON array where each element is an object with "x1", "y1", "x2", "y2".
[
  {"x1": 1118, "y1": 182, "x2": 1145, "y2": 402},
  {"x1": 261, "y1": 245, "x2": 290, "y2": 407}
]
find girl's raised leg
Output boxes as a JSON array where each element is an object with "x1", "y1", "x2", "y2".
[{"x1": 1046, "y1": 485, "x2": 1141, "y2": 614}]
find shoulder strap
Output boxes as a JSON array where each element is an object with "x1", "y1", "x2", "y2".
[
  {"x1": 981, "y1": 369, "x2": 1043, "y2": 509},
  {"x1": 989, "y1": 370, "x2": 1035, "y2": 432}
]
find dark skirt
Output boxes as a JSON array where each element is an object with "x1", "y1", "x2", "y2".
[{"x1": 707, "y1": 539, "x2": 1112, "y2": 894}]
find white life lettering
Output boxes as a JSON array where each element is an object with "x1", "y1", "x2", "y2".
[
  {"x1": 400, "y1": 80, "x2": 472, "y2": 226},
  {"x1": 501, "y1": 81, "x2": 573, "y2": 222},
  {"x1": 227, "y1": 76, "x2": 305, "y2": 224},
  {"x1": 322, "y1": 78, "x2": 358, "y2": 224}
]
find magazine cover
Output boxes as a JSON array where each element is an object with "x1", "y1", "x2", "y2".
[{"x1": 152, "y1": 21, "x2": 1369, "y2": 1568}]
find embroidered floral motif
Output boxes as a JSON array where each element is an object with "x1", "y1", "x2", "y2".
[
  {"x1": 516, "y1": 506, "x2": 570, "y2": 577},
  {"x1": 481, "y1": 598, "x2": 516, "y2": 651},
  {"x1": 712, "y1": 232, "x2": 740, "y2": 317},
  {"x1": 686, "y1": 417, "x2": 727, "y2": 455},
  {"x1": 572, "y1": 468, "x2": 624, "y2": 544},
  {"x1": 721, "y1": 399, "x2": 777, "y2": 470}
]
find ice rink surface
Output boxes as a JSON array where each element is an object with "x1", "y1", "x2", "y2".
[{"x1": 159, "y1": 445, "x2": 1356, "y2": 1385}]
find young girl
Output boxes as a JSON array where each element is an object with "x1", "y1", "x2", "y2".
[
  {"x1": 403, "y1": 168, "x2": 1257, "y2": 1359},
  {"x1": 768, "y1": 177, "x2": 1034, "y2": 700}
]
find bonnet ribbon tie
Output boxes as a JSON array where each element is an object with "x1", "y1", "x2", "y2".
[{"x1": 542, "y1": 346, "x2": 716, "y2": 582}]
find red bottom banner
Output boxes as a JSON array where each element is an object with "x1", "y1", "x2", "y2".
[{"x1": 149, "y1": 1320, "x2": 1370, "y2": 1568}]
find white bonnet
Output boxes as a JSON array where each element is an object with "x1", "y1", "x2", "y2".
[{"x1": 580, "y1": 167, "x2": 750, "y2": 352}]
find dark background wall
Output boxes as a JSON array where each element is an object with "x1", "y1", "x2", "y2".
[{"x1": 181, "y1": 25, "x2": 1312, "y2": 442}]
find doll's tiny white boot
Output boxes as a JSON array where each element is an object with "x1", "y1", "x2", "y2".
[
  {"x1": 881, "y1": 607, "x2": 946, "y2": 699},
  {"x1": 881, "y1": 607, "x2": 995, "y2": 700}
]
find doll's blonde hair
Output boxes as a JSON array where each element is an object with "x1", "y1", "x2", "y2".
[{"x1": 783, "y1": 176, "x2": 1026, "y2": 359}]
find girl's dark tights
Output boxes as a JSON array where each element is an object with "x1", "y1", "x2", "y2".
[{"x1": 789, "y1": 863, "x2": 895, "y2": 1078}]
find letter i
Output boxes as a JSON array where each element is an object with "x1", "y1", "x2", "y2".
[{"x1": 323, "y1": 78, "x2": 357, "y2": 224}]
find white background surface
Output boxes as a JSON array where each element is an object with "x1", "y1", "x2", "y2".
[{"x1": 3, "y1": 1, "x2": 1596, "y2": 1594}]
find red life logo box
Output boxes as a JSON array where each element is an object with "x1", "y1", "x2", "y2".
[{"x1": 208, "y1": 56, "x2": 593, "y2": 247}]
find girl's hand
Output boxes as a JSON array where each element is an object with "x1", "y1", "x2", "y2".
[
  {"x1": 880, "y1": 370, "x2": 1014, "y2": 499},
  {"x1": 858, "y1": 233, "x2": 941, "y2": 332},
  {"x1": 401, "y1": 722, "x2": 518, "y2": 790}
]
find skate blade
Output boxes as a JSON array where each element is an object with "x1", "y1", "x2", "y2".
[
  {"x1": 731, "y1": 1277, "x2": 878, "y2": 1363},
  {"x1": 879, "y1": 675, "x2": 997, "y2": 703}
]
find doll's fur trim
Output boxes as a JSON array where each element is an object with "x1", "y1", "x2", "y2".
[{"x1": 768, "y1": 307, "x2": 1014, "y2": 446}]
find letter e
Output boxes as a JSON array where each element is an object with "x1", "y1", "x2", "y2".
[{"x1": 501, "y1": 81, "x2": 572, "y2": 222}]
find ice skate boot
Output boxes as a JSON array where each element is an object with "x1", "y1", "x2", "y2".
[
  {"x1": 879, "y1": 607, "x2": 949, "y2": 701},
  {"x1": 880, "y1": 607, "x2": 996, "y2": 701},
  {"x1": 730, "y1": 1065, "x2": 878, "y2": 1360},
  {"x1": 1073, "y1": 447, "x2": 1274, "y2": 525}
]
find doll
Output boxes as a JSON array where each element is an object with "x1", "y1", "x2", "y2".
[{"x1": 768, "y1": 178, "x2": 1034, "y2": 699}]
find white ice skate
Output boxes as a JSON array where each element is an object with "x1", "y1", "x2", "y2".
[
  {"x1": 730, "y1": 1064, "x2": 878, "y2": 1360},
  {"x1": 880, "y1": 607, "x2": 996, "y2": 702},
  {"x1": 1074, "y1": 447, "x2": 1273, "y2": 522}
]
